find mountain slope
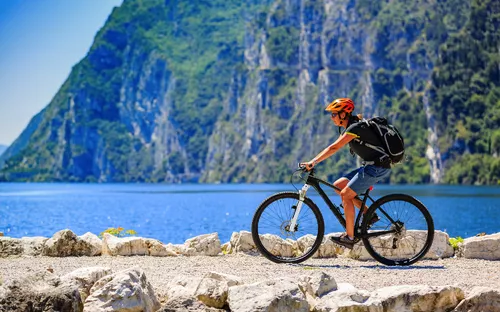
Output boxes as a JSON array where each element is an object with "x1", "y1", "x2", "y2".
[{"x1": 1, "y1": 0, "x2": 498, "y2": 184}]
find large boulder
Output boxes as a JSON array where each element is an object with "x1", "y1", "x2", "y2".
[
  {"x1": 258, "y1": 234, "x2": 296, "y2": 258},
  {"x1": 366, "y1": 285, "x2": 463, "y2": 312},
  {"x1": 426, "y1": 230, "x2": 455, "y2": 259},
  {"x1": 454, "y1": 286, "x2": 500, "y2": 312},
  {"x1": 313, "y1": 283, "x2": 371, "y2": 312},
  {"x1": 84, "y1": 267, "x2": 161, "y2": 312},
  {"x1": 164, "y1": 276, "x2": 202, "y2": 301},
  {"x1": 42, "y1": 229, "x2": 100, "y2": 257},
  {"x1": 61, "y1": 267, "x2": 112, "y2": 302},
  {"x1": 227, "y1": 231, "x2": 257, "y2": 254},
  {"x1": 0, "y1": 237, "x2": 23, "y2": 257},
  {"x1": 183, "y1": 233, "x2": 221, "y2": 256},
  {"x1": 298, "y1": 271, "x2": 337, "y2": 298},
  {"x1": 315, "y1": 284, "x2": 463, "y2": 312},
  {"x1": 78, "y1": 233, "x2": 102, "y2": 256},
  {"x1": 227, "y1": 279, "x2": 309, "y2": 312},
  {"x1": 20, "y1": 237, "x2": 49, "y2": 256},
  {"x1": 0, "y1": 271, "x2": 83, "y2": 311},
  {"x1": 101, "y1": 233, "x2": 177, "y2": 256},
  {"x1": 458, "y1": 233, "x2": 500, "y2": 260},
  {"x1": 195, "y1": 272, "x2": 243, "y2": 308},
  {"x1": 159, "y1": 297, "x2": 225, "y2": 312},
  {"x1": 101, "y1": 233, "x2": 148, "y2": 256}
]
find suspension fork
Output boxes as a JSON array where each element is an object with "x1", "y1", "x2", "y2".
[{"x1": 289, "y1": 184, "x2": 310, "y2": 232}]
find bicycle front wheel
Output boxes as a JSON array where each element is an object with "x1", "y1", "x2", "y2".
[
  {"x1": 251, "y1": 192, "x2": 324, "y2": 264},
  {"x1": 361, "y1": 194, "x2": 434, "y2": 266}
]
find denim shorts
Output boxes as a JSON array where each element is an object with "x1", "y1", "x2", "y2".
[{"x1": 342, "y1": 165, "x2": 391, "y2": 195}]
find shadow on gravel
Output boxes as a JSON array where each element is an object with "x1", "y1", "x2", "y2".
[
  {"x1": 289, "y1": 264, "x2": 446, "y2": 270},
  {"x1": 359, "y1": 265, "x2": 446, "y2": 270},
  {"x1": 291, "y1": 264, "x2": 354, "y2": 269}
]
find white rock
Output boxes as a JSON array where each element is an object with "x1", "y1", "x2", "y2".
[
  {"x1": 79, "y1": 232, "x2": 102, "y2": 256},
  {"x1": 195, "y1": 272, "x2": 243, "y2": 308},
  {"x1": 84, "y1": 267, "x2": 161, "y2": 312},
  {"x1": 20, "y1": 237, "x2": 48, "y2": 256},
  {"x1": 165, "y1": 276, "x2": 202, "y2": 301},
  {"x1": 259, "y1": 234, "x2": 295, "y2": 258},
  {"x1": 228, "y1": 279, "x2": 309, "y2": 312},
  {"x1": 61, "y1": 267, "x2": 112, "y2": 301},
  {"x1": 102, "y1": 233, "x2": 148, "y2": 256},
  {"x1": 314, "y1": 283, "x2": 371, "y2": 312},
  {"x1": 146, "y1": 239, "x2": 178, "y2": 257},
  {"x1": 454, "y1": 286, "x2": 500, "y2": 312},
  {"x1": 298, "y1": 271, "x2": 337, "y2": 298},
  {"x1": 458, "y1": 232, "x2": 500, "y2": 260},
  {"x1": 366, "y1": 285, "x2": 463, "y2": 312},
  {"x1": 229, "y1": 231, "x2": 257, "y2": 253},
  {"x1": 43, "y1": 229, "x2": 99, "y2": 257},
  {"x1": 184, "y1": 233, "x2": 221, "y2": 256},
  {"x1": 426, "y1": 230, "x2": 454, "y2": 259},
  {"x1": 0, "y1": 237, "x2": 23, "y2": 257}
]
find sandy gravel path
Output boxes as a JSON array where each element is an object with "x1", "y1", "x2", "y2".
[{"x1": 1, "y1": 254, "x2": 499, "y2": 298}]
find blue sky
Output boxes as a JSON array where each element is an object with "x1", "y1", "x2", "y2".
[{"x1": 0, "y1": 0, "x2": 123, "y2": 146}]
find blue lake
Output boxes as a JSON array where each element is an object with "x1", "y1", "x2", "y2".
[{"x1": 1, "y1": 183, "x2": 499, "y2": 244}]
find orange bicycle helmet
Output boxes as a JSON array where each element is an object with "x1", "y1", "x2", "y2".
[{"x1": 325, "y1": 98, "x2": 355, "y2": 114}]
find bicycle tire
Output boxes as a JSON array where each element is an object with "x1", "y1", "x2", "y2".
[
  {"x1": 361, "y1": 194, "x2": 434, "y2": 266},
  {"x1": 251, "y1": 192, "x2": 325, "y2": 264}
]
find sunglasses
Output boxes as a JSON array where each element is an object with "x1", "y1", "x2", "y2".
[{"x1": 330, "y1": 112, "x2": 338, "y2": 118}]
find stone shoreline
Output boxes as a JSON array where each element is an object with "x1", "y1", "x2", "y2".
[{"x1": 1, "y1": 230, "x2": 500, "y2": 311}]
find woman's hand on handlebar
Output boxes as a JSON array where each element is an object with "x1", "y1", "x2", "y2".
[{"x1": 299, "y1": 160, "x2": 316, "y2": 171}]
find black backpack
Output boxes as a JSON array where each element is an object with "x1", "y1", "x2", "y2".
[{"x1": 361, "y1": 117, "x2": 405, "y2": 164}]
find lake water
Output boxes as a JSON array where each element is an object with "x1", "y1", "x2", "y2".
[{"x1": 1, "y1": 183, "x2": 499, "y2": 244}]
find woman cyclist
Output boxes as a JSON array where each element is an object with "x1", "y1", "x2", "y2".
[{"x1": 300, "y1": 98, "x2": 391, "y2": 249}]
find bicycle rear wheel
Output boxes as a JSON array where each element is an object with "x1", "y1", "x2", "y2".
[
  {"x1": 361, "y1": 194, "x2": 434, "y2": 266},
  {"x1": 251, "y1": 192, "x2": 324, "y2": 264}
]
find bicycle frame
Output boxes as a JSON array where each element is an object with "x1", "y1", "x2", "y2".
[{"x1": 290, "y1": 168, "x2": 398, "y2": 239}]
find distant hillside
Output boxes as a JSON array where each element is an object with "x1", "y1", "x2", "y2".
[
  {"x1": 1, "y1": 0, "x2": 499, "y2": 184},
  {"x1": 0, "y1": 145, "x2": 7, "y2": 156}
]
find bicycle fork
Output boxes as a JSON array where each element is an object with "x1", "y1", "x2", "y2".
[{"x1": 288, "y1": 184, "x2": 310, "y2": 232}]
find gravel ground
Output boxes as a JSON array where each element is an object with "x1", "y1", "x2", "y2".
[{"x1": 1, "y1": 254, "x2": 499, "y2": 298}]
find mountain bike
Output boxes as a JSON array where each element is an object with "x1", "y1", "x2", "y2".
[{"x1": 251, "y1": 166, "x2": 434, "y2": 266}]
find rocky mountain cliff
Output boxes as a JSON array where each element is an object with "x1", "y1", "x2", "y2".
[{"x1": 1, "y1": 0, "x2": 499, "y2": 184}]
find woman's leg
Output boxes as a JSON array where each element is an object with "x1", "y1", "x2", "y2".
[
  {"x1": 340, "y1": 187, "x2": 357, "y2": 238},
  {"x1": 333, "y1": 177, "x2": 368, "y2": 213}
]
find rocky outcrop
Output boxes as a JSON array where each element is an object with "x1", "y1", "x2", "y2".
[
  {"x1": 84, "y1": 267, "x2": 161, "y2": 312},
  {"x1": 454, "y1": 286, "x2": 500, "y2": 312},
  {"x1": 43, "y1": 230, "x2": 101, "y2": 257},
  {"x1": 183, "y1": 233, "x2": 222, "y2": 256},
  {"x1": 227, "y1": 279, "x2": 309, "y2": 312},
  {"x1": 458, "y1": 233, "x2": 500, "y2": 260},
  {"x1": 61, "y1": 267, "x2": 113, "y2": 302},
  {"x1": 0, "y1": 266, "x2": 497, "y2": 311},
  {"x1": 4, "y1": 230, "x2": 500, "y2": 261},
  {"x1": 195, "y1": 272, "x2": 243, "y2": 308},
  {"x1": 0, "y1": 271, "x2": 83, "y2": 312},
  {"x1": 0, "y1": 236, "x2": 48, "y2": 257},
  {"x1": 102, "y1": 233, "x2": 178, "y2": 256},
  {"x1": 3, "y1": 0, "x2": 489, "y2": 185}
]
